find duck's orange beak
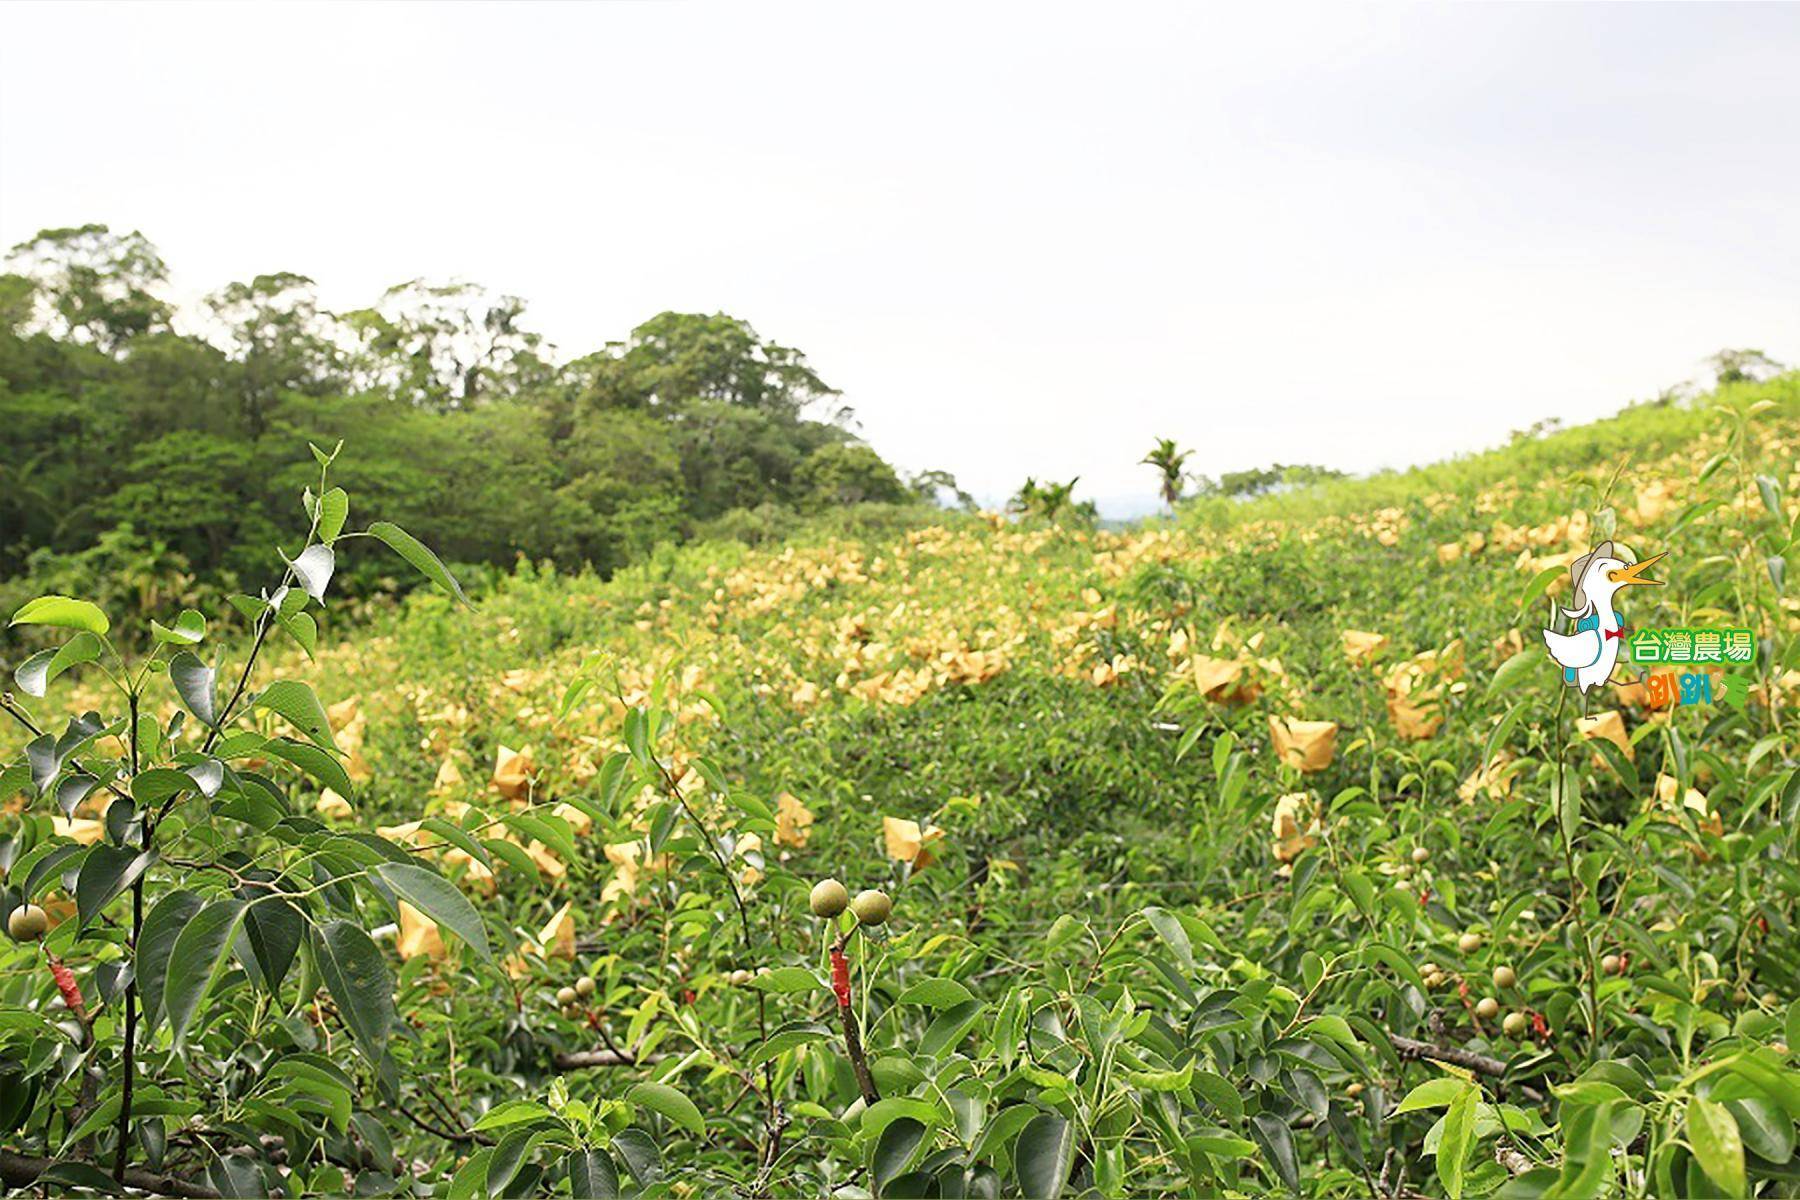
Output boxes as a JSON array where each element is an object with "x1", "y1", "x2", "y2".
[{"x1": 1607, "y1": 551, "x2": 1666, "y2": 588}]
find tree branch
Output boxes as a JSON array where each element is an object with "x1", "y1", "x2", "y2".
[{"x1": 0, "y1": 1148, "x2": 220, "y2": 1198}]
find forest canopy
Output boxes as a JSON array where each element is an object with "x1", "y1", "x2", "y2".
[{"x1": 0, "y1": 224, "x2": 931, "y2": 608}]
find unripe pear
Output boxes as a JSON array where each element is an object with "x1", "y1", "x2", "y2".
[
  {"x1": 810, "y1": 878, "x2": 850, "y2": 918},
  {"x1": 575, "y1": 976, "x2": 596, "y2": 998},
  {"x1": 1502, "y1": 1011, "x2": 1529, "y2": 1037},
  {"x1": 1410, "y1": 846, "x2": 1430, "y2": 864},
  {"x1": 1492, "y1": 966, "x2": 1516, "y2": 989},
  {"x1": 8, "y1": 904, "x2": 47, "y2": 941},
  {"x1": 1457, "y1": 932, "x2": 1482, "y2": 954},
  {"x1": 555, "y1": 986, "x2": 577, "y2": 1006},
  {"x1": 1600, "y1": 954, "x2": 1622, "y2": 976},
  {"x1": 850, "y1": 889, "x2": 892, "y2": 927},
  {"x1": 1475, "y1": 997, "x2": 1500, "y2": 1020}
]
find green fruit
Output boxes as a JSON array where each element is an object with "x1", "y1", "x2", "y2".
[
  {"x1": 556, "y1": 986, "x2": 577, "y2": 1006},
  {"x1": 1601, "y1": 954, "x2": 1622, "y2": 976},
  {"x1": 8, "y1": 904, "x2": 48, "y2": 941},
  {"x1": 1410, "y1": 846, "x2": 1431, "y2": 864},
  {"x1": 1458, "y1": 932, "x2": 1483, "y2": 954},
  {"x1": 850, "y1": 889, "x2": 892, "y2": 927},
  {"x1": 810, "y1": 879, "x2": 850, "y2": 918},
  {"x1": 575, "y1": 976, "x2": 596, "y2": 998},
  {"x1": 1492, "y1": 966, "x2": 1516, "y2": 989},
  {"x1": 1475, "y1": 997, "x2": 1500, "y2": 1020},
  {"x1": 1502, "y1": 1012, "x2": 1529, "y2": 1037}
]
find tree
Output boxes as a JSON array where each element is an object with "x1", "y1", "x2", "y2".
[
  {"x1": 795, "y1": 442, "x2": 910, "y2": 510},
  {"x1": 203, "y1": 273, "x2": 344, "y2": 436},
  {"x1": 1192, "y1": 462, "x2": 1346, "y2": 499},
  {"x1": 1140, "y1": 437, "x2": 1192, "y2": 511},
  {"x1": 342, "y1": 279, "x2": 551, "y2": 410},
  {"x1": 1707, "y1": 347, "x2": 1785, "y2": 386},
  {"x1": 5, "y1": 224, "x2": 172, "y2": 353},
  {"x1": 570, "y1": 312, "x2": 842, "y2": 419},
  {"x1": 907, "y1": 468, "x2": 977, "y2": 511}
]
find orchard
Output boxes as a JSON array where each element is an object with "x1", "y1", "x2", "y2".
[{"x1": 3, "y1": 379, "x2": 1800, "y2": 1198}]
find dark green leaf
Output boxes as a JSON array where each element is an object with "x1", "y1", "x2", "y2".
[
  {"x1": 253, "y1": 681, "x2": 338, "y2": 751},
  {"x1": 874, "y1": 1117, "x2": 928, "y2": 1190},
  {"x1": 373, "y1": 862, "x2": 491, "y2": 962},
  {"x1": 566, "y1": 1149, "x2": 619, "y2": 1200},
  {"x1": 368, "y1": 521, "x2": 472, "y2": 607},
  {"x1": 627, "y1": 1081, "x2": 704, "y2": 1138},
  {"x1": 1015, "y1": 1112, "x2": 1075, "y2": 1200},
  {"x1": 312, "y1": 919, "x2": 395, "y2": 1064},
  {"x1": 1250, "y1": 1112, "x2": 1299, "y2": 1192},
  {"x1": 165, "y1": 899, "x2": 248, "y2": 1048},
  {"x1": 75, "y1": 845, "x2": 156, "y2": 930},
  {"x1": 138, "y1": 890, "x2": 207, "y2": 1029}
]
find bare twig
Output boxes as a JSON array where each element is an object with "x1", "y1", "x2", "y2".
[{"x1": 1388, "y1": 1033, "x2": 1508, "y2": 1078}]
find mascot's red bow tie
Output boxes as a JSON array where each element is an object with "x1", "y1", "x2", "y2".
[{"x1": 1604, "y1": 628, "x2": 1625, "y2": 641}]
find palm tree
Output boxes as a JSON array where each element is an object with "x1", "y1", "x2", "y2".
[{"x1": 1140, "y1": 437, "x2": 1191, "y2": 511}]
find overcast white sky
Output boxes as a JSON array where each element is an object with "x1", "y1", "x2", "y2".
[{"x1": 2, "y1": 2, "x2": 1795, "y2": 516}]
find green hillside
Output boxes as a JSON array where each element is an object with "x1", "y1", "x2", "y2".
[{"x1": 2, "y1": 375, "x2": 1797, "y2": 1197}]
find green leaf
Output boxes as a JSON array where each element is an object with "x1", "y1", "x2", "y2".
[
  {"x1": 1143, "y1": 906, "x2": 1195, "y2": 970},
  {"x1": 1487, "y1": 649, "x2": 1538, "y2": 697},
  {"x1": 566, "y1": 1149, "x2": 620, "y2": 1200},
  {"x1": 895, "y1": 977, "x2": 975, "y2": 1008},
  {"x1": 75, "y1": 845, "x2": 156, "y2": 930},
  {"x1": 1517, "y1": 566, "x2": 1565, "y2": 616},
  {"x1": 316, "y1": 487, "x2": 350, "y2": 543},
  {"x1": 132, "y1": 768, "x2": 196, "y2": 806},
  {"x1": 11, "y1": 595, "x2": 109, "y2": 636},
  {"x1": 1437, "y1": 1083, "x2": 1477, "y2": 1200},
  {"x1": 253, "y1": 681, "x2": 339, "y2": 751},
  {"x1": 1397, "y1": 1077, "x2": 1472, "y2": 1113},
  {"x1": 1555, "y1": 769, "x2": 1581, "y2": 845},
  {"x1": 312, "y1": 920, "x2": 395, "y2": 1065},
  {"x1": 262, "y1": 738, "x2": 355, "y2": 800},
  {"x1": 368, "y1": 521, "x2": 472, "y2": 608},
  {"x1": 14, "y1": 632, "x2": 104, "y2": 697},
  {"x1": 420, "y1": 818, "x2": 491, "y2": 871},
  {"x1": 1015, "y1": 1112, "x2": 1075, "y2": 1200},
  {"x1": 1725, "y1": 1095, "x2": 1793, "y2": 1165},
  {"x1": 165, "y1": 899, "x2": 248, "y2": 1049},
  {"x1": 151, "y1": 610, "x2": 206, "y2": 646},
  {"x1": 920, "y1": 1000, "x2": 987, "y2": 1058},
  {"x1": 1687, "y1": 1095, "x2": 1746, "y2": 1198},
  {"x1": 170, "y1": 652, "x2": 218, "y2": 728},
  {"x1": 1249, "y1": 1112, "x2": 1299, "y2": 1192},
  {"x1": 472, "y1": 1100, "x2": 556, "y2": 1132},
  {"x1": 373, "y1": 862, "x2": 492, "y2": 962},
  {"x1": 19, "y1": 842, "x2": 88, "y2": 901},
  {"x1": 746, "y1": 966, "x2": 822, "y2": 994},
  {"x1": 874, "y1": 1117, "x2": 928, "y2": 1190},
  {"x1": 627, "y1": 1081, "x2": 705, "y2": 1138},
  {"x1": 239, "y1": 888, "x2": 304, "y2": 996}
]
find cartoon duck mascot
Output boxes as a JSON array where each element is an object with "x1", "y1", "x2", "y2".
[{"x1": 1540, "y1": 541, "x2": 1664, "y2": 709}]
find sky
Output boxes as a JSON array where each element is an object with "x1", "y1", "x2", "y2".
[{"x1": 1, "y1": 3, "x2": 1796, "y2": 517}]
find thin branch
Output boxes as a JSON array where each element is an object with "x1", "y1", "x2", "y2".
[{"x1": 0, "y1": 1148, "x2": 220, "y2": 1199}]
